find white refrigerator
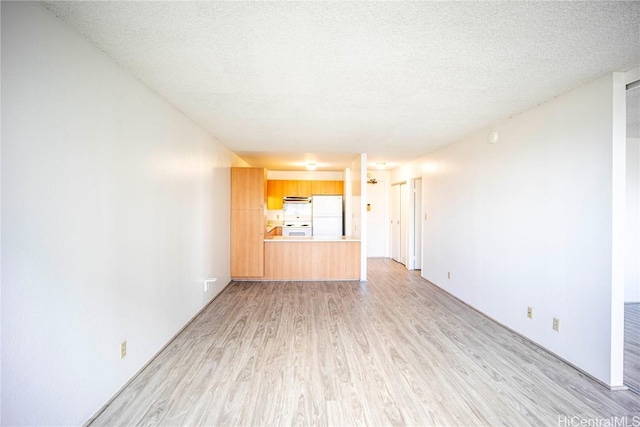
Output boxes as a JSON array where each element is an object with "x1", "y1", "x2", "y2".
[{"x1": 312, "y1": 195, "x2": 343, "y2": 236}]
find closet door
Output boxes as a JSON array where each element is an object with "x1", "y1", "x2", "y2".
[
  {"x1": 391, "y1": 183, "x2": 402, "y2": 263},
  {"x1": 399, "y1": 182, "x2": 408, "y2": 266}
]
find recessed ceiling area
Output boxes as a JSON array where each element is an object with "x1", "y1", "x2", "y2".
[{"x1": 42, "y1": 1, "x2": 640, "y2": 171}]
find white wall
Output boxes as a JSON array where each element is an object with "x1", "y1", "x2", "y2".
[
  {"x1": 626, "y1": 138, "x2": 640, "y2": 302},
  {"x1": 392, "y1": 72, "x2": 625, "y2": 387},
  {"x1": 365, "y1": 170, "x2": 390, "y2": 258},
  {"x1": 1, "y1": 3, "x2": 247, "y2": 425}
]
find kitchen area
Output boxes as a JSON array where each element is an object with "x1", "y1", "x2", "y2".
[
  {"x1": 266, "y1": 194, "x2": 343, "y2": 237},
  {"x1": 231, "y1": 167, "x2": 361, "y2": 281}
]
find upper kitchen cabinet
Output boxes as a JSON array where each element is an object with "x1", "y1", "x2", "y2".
[
  {"x1": 265, "y1": 179, "x2": 344, "y2": 210},
  {"x1": 311, "y1": 180, "x2": 343, "y2": 195},
  {"x1": 283, "y1": 180, "x2": 310, "y2": 197},
  {"x1": 267, "y1": 180, "x2": 284, "y2": 210},
  {"x1": 282, "y1": 180, "x2": 343, "y2": 198},
  {"x1": 231, "y1": 167, "x2": 266, "y2": 210},
  {"x1": 297, "y1": 180, "x2": 312, "y2": 197}
]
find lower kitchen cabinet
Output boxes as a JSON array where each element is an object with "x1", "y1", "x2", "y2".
[
  {"x1": 263, "y1": 240, "x2": 360, "y2": 280},
  {"x1": 266, "y1": 227, "x2": 282, "y2": 237},
  {"x1": 231, "y1": 209, "x2": 264, "y2": 277}
]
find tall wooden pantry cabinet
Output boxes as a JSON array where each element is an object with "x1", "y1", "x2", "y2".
[{"x1": 231, "y1": 167, "x2": 266, "y2": 278}]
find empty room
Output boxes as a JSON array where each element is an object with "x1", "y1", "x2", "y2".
[{"x1": 2, "y1": 1, "x2": 639, "y2": 426}]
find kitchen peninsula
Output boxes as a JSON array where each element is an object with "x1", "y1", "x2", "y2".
[
  {"x1": 263, "y1": 235, "x2": 360, "y2": 280},
  {"x1": 231, "y1": 167, "x2": 361, "y2": 281}
]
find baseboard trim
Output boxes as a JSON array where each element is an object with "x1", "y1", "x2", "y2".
[
  {"x1": 419, "y1": 276, "x2": 627, "y2": 392},
  {"x1": 82, "y1": 280, "x2": 233, "y2": 426}
]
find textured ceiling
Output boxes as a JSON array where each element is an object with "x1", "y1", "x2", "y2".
[{"x1": 42, "y1": 1, "x2": 640, "y2": 171}]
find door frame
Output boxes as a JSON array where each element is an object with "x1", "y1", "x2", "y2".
[{"x1": 407, "y1": 178, "x2": 422, "y2": 271}]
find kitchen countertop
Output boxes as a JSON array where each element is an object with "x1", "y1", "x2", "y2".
[
  {"x1": 266, "y1": 222, "x2": 284, "y2": 233},
  {"x1": 265, "y1": 236, "x2": 360, "y2": 242}
]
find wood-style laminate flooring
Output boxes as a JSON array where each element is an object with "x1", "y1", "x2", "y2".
[
  {"x1": 90, "y1": 259, "x2": 640, "y2": 426},
  {"x1": 625, "y1": 303, "x2": 640, "y2": 394}
]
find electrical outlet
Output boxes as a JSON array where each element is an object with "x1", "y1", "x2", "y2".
[
  {"x1": 447, "y1": 271, "x2": 451, "y2": 279},
  {"x1": 527, "y1": 307, "x2": 533, "y2": 319},
  {"x1": 120, "y1": 341, "x2": 127, "y2": 359},
  {"x1": 553, "y1": 318, "x2": 560, "y2": 332}
]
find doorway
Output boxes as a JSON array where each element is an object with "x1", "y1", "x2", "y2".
[
  {"x1": 391, "y1": 179, "x2": 422, "y2": 269},
  {"x1": 367, "y1": 178, "x2": 388, "y2": 257},
  {"x1": 391, "y1": 182, "x2": 407, "y2": 265}
]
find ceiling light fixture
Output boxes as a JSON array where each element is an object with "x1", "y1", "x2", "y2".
[
  {"x1": 375, "y1": 162, "x2": 386, "y2": 170},
  {"x1": 306, "y1": 163, "x2": 317, "y2": 170}
]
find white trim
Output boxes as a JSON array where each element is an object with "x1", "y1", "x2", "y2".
[{"x1": 610, "y1": 72, "x2": 627, "y2": 387}]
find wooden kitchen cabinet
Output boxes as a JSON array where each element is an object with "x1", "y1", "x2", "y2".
[
  {"x1": 311, "y1": 181, "x2": 327, "y2": 195},
  {"x1": 267, "y1": 179, "x2": 343, "y2": 208},
  {"x1": 332, "y1": 180, "x2": 344, "y2": 195},
  {"x1": 263, "y1": 240, "x2": 360, "y2": 280},
  {"x1": 231, "y1": 167, "x2": 266, "y2": 278},
  {"x1": 266, "y1": 226, "x2": 282, "y2": 237},
  {"x1": 267, "y1": 180, "x2": 284, "y2": 210},
  {"x1": 232, "y1": 167, "x2": 266, "y2": 210},
  {"x1": 267, "y1": 180, "x2": 344, "y2": 201},
  {"x1": 297, "y1": 180, "x2": 312, "y2": 197},
  {"x1": 231, "y1": 209, "x2": 264, "y2": 277},
  {"x1": 283, "y1": 180, "x2": 301, "y2": 197},
  {"x1": 311, "y1": 180, "x2": 343, "y2": 195}
]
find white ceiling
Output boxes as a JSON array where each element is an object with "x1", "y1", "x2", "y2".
[{"x1": 42, "y1": 1, "x2": 640, "y2": 171}]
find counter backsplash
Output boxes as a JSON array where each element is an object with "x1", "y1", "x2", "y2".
[{"x1": 266, "y1": 209, "x2": 284, "y2": 223}]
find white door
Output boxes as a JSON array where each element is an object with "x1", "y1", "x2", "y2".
[
  {"x1": 411, "y1": 178, "x2": 422, "y2": 270},
  {"x1": 391, "y1": 183, "x2": 404, "y2": 263},
  {"x1": 400, "y1": 182, "x2": 408, "y2": 265},
  {"x1": 367, "y1": 180, "x2": 387, "y2": 257}
]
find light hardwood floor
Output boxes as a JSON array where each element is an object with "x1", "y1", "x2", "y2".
[
  {"x1": 625, "y1": 303, "x2": 640, "y2": 394},
  {"x1": 90, "y1": 259, "x2": 640, "y2": 426}
]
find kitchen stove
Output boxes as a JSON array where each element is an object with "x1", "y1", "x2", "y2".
[
  {"x1": 283, "y1": 196, "x2": 313, "y2": 237},
  {"x1": 282, "y1": 222, "x2": 312, "y2": 237}
]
